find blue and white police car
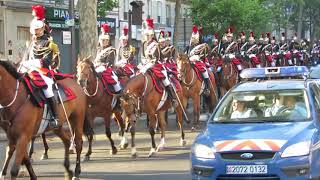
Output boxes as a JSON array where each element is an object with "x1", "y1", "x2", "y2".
[{"x1": 191, "y1": 66, "x2": 320, "y2": 180}]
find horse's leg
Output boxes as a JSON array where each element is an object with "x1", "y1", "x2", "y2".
[
  {"x1": 128, "y1": 114, "x2": 137, "y2": 158},
  {"x1": 104, "y1": 113, "x2": 117, "y2": 155},
  {"x1": 22, "y1": 153, "x2": 36, "y2": 180},
  {"x1": 1, "y1": 143, "x2": 15, "y2": 178},
  {"x1": 113, "y1": 111, "x2": 124, "y2": 137},
  {"x1": 10, "y1": 136, "x2": 31, "y2": 180},
  {"x1": 28, "y1": 137, "x2": 36, "y2": 162},
  {"x1": 53, "y1": 129, "x2": 73, "y2": 179},
  {"x1": 72, "y1": 117, "x2": 84, "y2": 180},
  {"x1": 114, "y1": 111, "x2": 128, "y2": 150},
  {"x1": 83, "y1": 113, "x2": 94, "y2": 162},
  {"x1": 148, "y1": 113, "x2": 157, "y2": 158},
  {"x1": 40, "y1": 133, "x2": 49, "y2": 160},
  {"x1": 156, "y1": 111, "x2": 166, "y2": 152},
  {"x1": 191, "y1": 95, "x2": 201, "y2": 131},
  {"x1": 175, "y1": 104, "x2": 186, "y2": 146}
]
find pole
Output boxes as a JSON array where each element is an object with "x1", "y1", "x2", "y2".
[
  {"x1": 128, "y1": 10, "x2": 132, "y2": 44},
  {"x1": 69, "y1": 0, "x2": 76, "y2": 73},
  {"x1": 183, "y1": 17, "x2": 186, "y2": 48}
]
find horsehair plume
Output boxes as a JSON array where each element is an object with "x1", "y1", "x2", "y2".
[{"x1": 192, "y1": 25, "x2": 198, "y2": 33}]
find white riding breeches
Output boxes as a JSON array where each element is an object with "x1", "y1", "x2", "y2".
[
  {"x1": 115, "y1": 59, "x2": 127, "y2": 67},
  {"x1": 95, "y1": 65, "x2": 107, "y2": 73},
  {"x1": 202, "y1": 68, "x2": 209, "y2": 79},
  {"x1": 19, "y1": 59, "x2": 54, "y2": 98},
  {"x1": 138, "y1": 60, "x2": 154, "y2": 74},
  {"x1": 161, "y1": 68, "x2": 170, "y2": 87}
]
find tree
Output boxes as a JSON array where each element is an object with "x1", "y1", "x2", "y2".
[
  {"x1": 97, "y1": 0, "x2": 118, "y2": 17},
  {"x1": 173, "y1": 0, "x2": 182, "y2": 47},
  {"x1": 189, "y1": 0, "x2": 271, "y2": 36},
  {"x1": 78, "y1": 0, "x2": 98, "y2": 59}
]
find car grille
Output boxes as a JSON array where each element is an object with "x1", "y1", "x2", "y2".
[
  {"x1": 217, "y1": 175, "x2": 280, "y2": 180},
  {"x1": 220, "y1": 152, "x2": 276, "y2": 160}
]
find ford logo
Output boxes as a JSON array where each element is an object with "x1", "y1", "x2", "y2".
[{"x1": 240, "y1": 153, "x2": 254, "y2": 159}]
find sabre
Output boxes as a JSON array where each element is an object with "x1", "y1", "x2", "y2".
[
  {"x1": 49, "y1": 66, "x2": 75, "y2": 151},
  {"x1": 169, "y1": 77, "x2": 190, "y2": 123}
]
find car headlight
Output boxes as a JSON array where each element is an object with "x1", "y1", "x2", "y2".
[
  {"x1": 281, "y1": 141, "x2": 311, "y2": 158},
  {"x1": 193, "y1": 144, "x2": 215, "y2": 159}
]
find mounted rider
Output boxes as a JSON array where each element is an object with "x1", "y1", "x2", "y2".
[
  {"x1": 238, "y1": 32, "x2": 248, "y2": 59},
  {"x1": 289, "y1": 33, "x2": 302, "y2": 65},
  {"x1": 279, "y1": 32, "x2": 292, "y2": 65},
  {"x1": 245, "y1": 32, "x2": 261, "y2": 68},
  {"x1": 271, "y1": 36, "x2": 281, "y2": 66},
  {"x1": 211, "y1": 33, "x2": 223, "y2": 73},
  {"x1": 19, "y1": 5, "x2": 60, "y2": 128},
  {"x1": 184, "y1": 25, "x2": 211, "y2": 95},
  {"x1": 159, "y1": 31, "x2": 178, "y2": 78},
  {"x1": 94, "y1": 23, "x2": 121, "y2": 93},
  {"x1": 139, "y1": 18, "x2": 177, "y2": 107},
  {"x1": 224, "y1": 27, "x2": 242, "y2": 72},
  {"x1": 261, "y1": 32, "x2": 275, "y2": 67},
  {"x1": 115, "y1": 26, "x2": 136, "y2": 78}
]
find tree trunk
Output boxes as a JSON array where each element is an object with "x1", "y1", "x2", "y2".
[
  {"x1": 78, "y1": 0, "x2": 98, "y2": 60},
  {"x1": 173, "y1": 0, "x2": 181, "y2": 47},
  {"x1": 297, "y1": 1, "x2": 304, "y2": 39}
]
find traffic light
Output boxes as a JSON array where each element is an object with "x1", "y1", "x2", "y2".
[{"x1": 130, "y1": 1, "x2": 143, "y2": 25}]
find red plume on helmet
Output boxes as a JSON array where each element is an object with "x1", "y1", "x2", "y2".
[
  {"x1": 101, "y1": 24, "x2": 109, "y2": 34},
  {"x1": 159, "y1": 30, "x2": 165, "y2": 37},
  {"x1": 167, "y1": 31, "x2": 171, "y2": 37},
  {"x1": 199, "y1": 26, "x2": 204, "y2": 35},
  {"x1": 32, "y1": 5, "x2": 45, "y2": 20},
  {"x1": 266, "y1": 32, "x2": 270, "y2": 38},
  {"x1": 192, "y1": 25, "x2": 198, "y2": 33},
  {"x1": 123, "y1": 26, "x2": 128, "y2": 36},
  {"x1": 146, "y1": 18, "x2": 154, "y2": 29},
  {"x1": 249, "y1": 32, "x2": 254, "y2": 37},
  {"x1": 214, "y1": 33, "x2": 219, "y2": 39}
]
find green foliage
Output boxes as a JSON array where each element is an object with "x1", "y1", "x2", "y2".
[
  {"x1": 97, "y1": 0, "x2": 118, "y2": 17},
  {"x1": 190, "y1": 0, "x2": 271, "y2": 36}
]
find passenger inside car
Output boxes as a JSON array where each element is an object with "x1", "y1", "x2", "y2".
[
  {"x1": 231, "y1": 99, "x2": 257, "y2": 119},
  {"x1": 265, "y1": 94, "x2": 285, "y2": 117}
]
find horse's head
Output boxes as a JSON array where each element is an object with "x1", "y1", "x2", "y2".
[
  {"x1": 76, "y1": 56, "x2": 94, "y2": 88},
  {"x1": 120, "y1": 92, "x2": 139, "y2": 122},
  {"x1": 176, "y1": 52, "x2": 190, "y2": 81}
]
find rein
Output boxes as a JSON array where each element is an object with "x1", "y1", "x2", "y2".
[
  {"x1": 0, "y1": 80, "x2": 20, "y2": 108},
  {"x1": 180, "y1": 60, "x2": 196, "y2": 88},
  {"x1": 83, "y1": 76, "x2": 99, "y2": 97}
]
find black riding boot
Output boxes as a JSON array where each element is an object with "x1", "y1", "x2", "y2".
[
  {"x1": 47, "y1": 97, "x2": 60, "y2": 129},
  {"x1": 165, "y1": 86, "x2": 178, "y2": 108},
  {"x1": 203, "y1": 78, "x2": 211, "y2": 96}
]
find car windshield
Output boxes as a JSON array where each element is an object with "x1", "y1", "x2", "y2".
[{"x1": 211, "y1": 89, "x2": 311, "y2": 123}]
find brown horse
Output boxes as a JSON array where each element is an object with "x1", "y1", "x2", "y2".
[
  {"x1": 76, "y1": 57, "x2": 128, "y2": 162},
  {"x1": 120, "y1": 70, "x2": 189, "y2": 157},
  {"x1": 176, "y1": 53, "x2": 218, "y2": 130},
  {"x1": 0, "y1": 60, "x2": 89, "y2": 180}
]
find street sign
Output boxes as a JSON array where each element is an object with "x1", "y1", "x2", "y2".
[{"x1": 62, "y1": 31, "x2": 72, "y2": 44}]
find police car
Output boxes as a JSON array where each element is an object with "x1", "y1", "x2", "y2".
[{"x1": 191, "y1": 66, "x2": 320, "y2": 180}]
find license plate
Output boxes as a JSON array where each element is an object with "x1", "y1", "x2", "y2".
[{"x1": 226, "y1": 165, "x2": 267, "y2": 174}]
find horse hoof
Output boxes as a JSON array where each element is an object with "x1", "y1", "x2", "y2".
[
  {"x1": 131, "y1": 153, "x2": 137, "y2": 158},
  {"x1": 110, "y1": 148, "x2": 118, "y2": 155},
  {"x1": 72, "y1": 177, "x2": 80, "y2": 180},
  {"x1": 180, "y1": 139, "x2": 187, "y2": 146},
  {"x1": 82, "y1": 155, "x2": 90, "y2": 162},
  {"x1": 40, "y1": 154, "x2": 48, "y2": 160},
  {"x1": 18, "y1": 169, "x2": 28, "y2": 178},
  {"x1": 148, "y1": 148, "x2": 156, "y2": 158}
]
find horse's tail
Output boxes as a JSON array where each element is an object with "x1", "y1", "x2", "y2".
[{"x1": 83, "y1": 112, "x2": 94, "y2": 137}]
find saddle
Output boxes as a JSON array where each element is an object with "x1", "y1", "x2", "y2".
[
  {"x1": 99, "y1": 67, "x2": 121, "y2": 95},
  {"x1": 23, "y1": 71, "x2": 76, "y2": 107},
  {"x1": 148, "y1": 68, "x2": 182, "y2": 94}
]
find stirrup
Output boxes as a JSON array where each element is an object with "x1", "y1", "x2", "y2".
[
  {"x1": 49, "y1": 118, "x2": 60, "y2": 129},
  {"x1": 204, "y1": 88, "x2": 210, "y2": 96},
  {"x1": 171, "y1": 99, "x2": 178, "y2": 108}
]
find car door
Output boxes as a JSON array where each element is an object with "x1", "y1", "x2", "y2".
[{"x1": 309, "y1": 83, "x2": 320, "y2": 178}]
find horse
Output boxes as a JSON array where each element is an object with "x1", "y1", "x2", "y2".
[
  {"x1": 76, "y1": 57, "x2": 128, "y2": 162},
  {"x1": 0, "y1": 60, "x2": 90, "y2": 180},
  {"x1": 120, "y1": 69, "x2": 190, "y2": 158},
  {"x1": 176, "y1": 53, "x2": 218, "y2": 130}
]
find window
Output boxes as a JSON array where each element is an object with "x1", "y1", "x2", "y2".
[
  {"x1": 0, "y1": 20, "x2": 4, "y2": 54},
  {"x1": 166, "y1": 5, "x2": 171, "y2": 26},
  {"x1": 157, "y1": 1, "x2": 162, "y2": 23},
  {"x1": 311, "y1": 84, "x2": 320, "y2": 112},
  {"x1": 147, "y1": 0, "x2": 152, "y2": 18},
  {"x1": 17, "y1": 26, "x2": 30, "y2": 41},
  {"x1": 123, "y1": 0, "x2": 128, "y2": 20}
]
